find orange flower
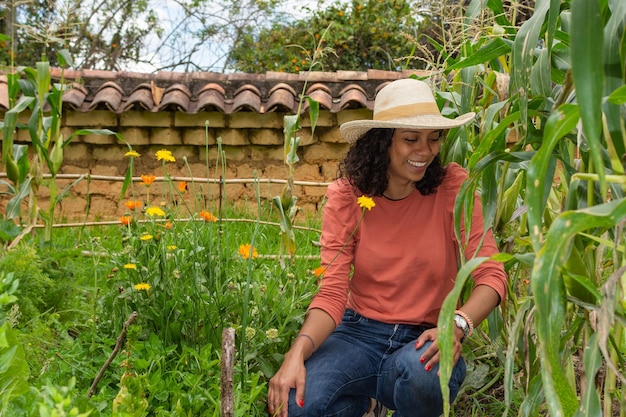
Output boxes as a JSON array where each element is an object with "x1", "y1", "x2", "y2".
[
  {"x1": 313, "y1": 266, "x2": 326, "y2": 278},
  {"x1": 164, "y1": 221, "x2": 172, "y2": 229},
  {"x1": 120, "y1": 216, "x2": 133, "y2": 226},
  {"x1": 178, "y1": 181, "x2": 188, "y2": 193},
  {"x1": 199, "y1": 210, "x2": 217, "y2": 222},
  {"x1": 238, "y1": 243, "x2": 258, "y2": 259},
  {"x1": 125, "y1": 200, "x2": 143, "y2": 210},
  {"x1": 141, "y1": 174, "x2": 156, "y2": 186}
]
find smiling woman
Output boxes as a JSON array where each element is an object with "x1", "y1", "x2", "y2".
[{"x1": 267, "y1": 78, "x2": 507, "y2": 417}]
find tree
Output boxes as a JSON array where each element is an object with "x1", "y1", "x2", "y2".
[
  {"x1": 228, "y1": 0, "x2": 421, "y2": 73},
  {"x1": 0, "y1": 0, "x2": 283, "y2": 72}
]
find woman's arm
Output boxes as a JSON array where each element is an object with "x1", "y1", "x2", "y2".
[{"x1": 267, "y1": 308, "x2": 336, "y2": 417}]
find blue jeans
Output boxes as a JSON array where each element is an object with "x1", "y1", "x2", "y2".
[{"x1": 287, "y1": 310, "x2": 466, "y2": 417}]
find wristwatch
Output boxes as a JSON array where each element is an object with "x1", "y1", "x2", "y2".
[{"x1": 453, "y1": 313, "x2": 470, "y2": 343}]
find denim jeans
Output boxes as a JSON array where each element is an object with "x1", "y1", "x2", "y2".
[{"x1": 287, "y1": 309, "x2": 466, "y2": 417}]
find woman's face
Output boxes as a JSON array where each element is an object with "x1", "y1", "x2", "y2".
[{"x1": 387, "y1": 128, "x2": 441, "y2": 185}]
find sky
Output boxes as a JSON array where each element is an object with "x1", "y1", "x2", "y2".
[{"x1": 125, "y1": 0, "x2": 339, "y2": 73}]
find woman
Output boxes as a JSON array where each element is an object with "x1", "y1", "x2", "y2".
[{"x1": 267, "y1": 78, "x2": 507, "y2": 417}]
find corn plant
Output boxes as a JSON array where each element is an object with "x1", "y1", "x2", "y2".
[
  {"x1": 1, "y1": 52, "x2": 125, "y2": 242},
  {"x1": 427, "y1": 1, "x2": 626, "y2": 416}
]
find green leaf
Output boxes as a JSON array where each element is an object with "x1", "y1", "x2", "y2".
[
  {"x1": 6, "y1": 178, "x2": 32, "y2": 220},
  {"x1": 527, "y1": 104, "x2": 580, "y2": 251},
  {"x1": 446, "y1": 38, "x2": 511, "y2": 71},
  {"x1": 0, "y1": 323, "x2": 30, "y2": 399},
  {"x1": 305, "y1": 96, "x2": 320, "y2": 137},
  {"x1": 607, "y1": 85, "x2": 626, "y2": 104},
  {"x1": 438, "y1": 256, "x2": 491, "y2": 416},
  {"x1": 532, "y1": 198, "x2": 626, "y2": 417},
  {"x1": 571, "y1": 0, "x2": 606, "y2": 198},
  {"x1": 574, "y1": 332, "x2": 602, "y2": 417}
]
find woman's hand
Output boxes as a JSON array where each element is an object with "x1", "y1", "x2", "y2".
[
  {"x1": 414, "y1": 327, "x2": 464, "y2": 373},
  {"x1": 267, "y1": 351, "x2": 306, "y2": 417}
]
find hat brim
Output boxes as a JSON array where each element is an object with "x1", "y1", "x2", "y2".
[{"x1": 340, "y1": 112, "x2": 476, "y2": 143}]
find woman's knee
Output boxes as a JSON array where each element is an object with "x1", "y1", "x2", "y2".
[{"x1": 387, "y1": 342, "x2": 466, "y2": 411}]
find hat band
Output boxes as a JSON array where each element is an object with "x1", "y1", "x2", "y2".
[{"x1": 374, "y1": 102, "x2": 440, "y2": 121}]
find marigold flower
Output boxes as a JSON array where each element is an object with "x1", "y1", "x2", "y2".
[
  {"x1": 199, "y1": 210, "x2": 217, "y2": 222},
  {"x1": 134, "y1": 283, "x2": 151, "y2": 291},
  {"x1": 164, "y1": 221, "x2": 172, "y2": 229},
  {"x1": 125, "y1": 150, "x2": 140, "y2": 158},
  {"x1": 145, "y1": 206, "x2": 165, "y2": 217},
  {"x1": 120, "y1": 216, "x2": 133, "y2": 226},
  {"x1": 155, "y1": 149, "x2": 175, "y2": 162},
  {"x1": 141, "y1": 174, "x2": 156, "y2": 186},
  {"x1": 140, "y1": 234, "x2": 153, "y2": 241},
  {"x1": 313, "y1": 266, "x2": 326, "y2": 278},
  {"x1": 124, "y1": 263, "x2": 137, "y2": 270},
  {"x1": 125, "y1": 200, "x2": 143, "y2": 210},
  {"x1": 177, "y1": 181, "x2": 188, "y2": 193},
  {"x1": 238, "y1": 243, "x2": 258, "y2": 259},
  {"x1": 357, "y1": 195, "x2": 376, "y2": 211}
]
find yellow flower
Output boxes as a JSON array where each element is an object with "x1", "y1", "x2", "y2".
[
  {"x1": 265, "y1": 328, "x2": 279, "y2": 340},
  {"x1": 155, "y1": 149, "x2": 175, "y2": 162},
  {"x1": 167, "y1": 245, "x2": 177, "y2": 250},
  {"x1": 125, "y1": 150, "x2": 140, "y2": 158},
  {"x1": 145, "y1": 206, "x2": 165, "y2": 217},
  {"x1": 199, "y1": 210, "x2": 217, "y2": 222},
  {"x1": 134, "y1": 283, "x2": 151, "y2": 291},
  {"x1": 238, "y1": 243, "x2": 258, "y2": 259},
  {"x1": 140, "y1": 234, "x2": 153, "y2": 241},
  {"x1": 141, "y1": 174, "x2": 156, "y2": 186},
  {"x1": 124, "y1": 263, "x2": 137, "y2": 270},
  {"x1": 357, "y1": 195, "x2": 376, "y2": 211}
]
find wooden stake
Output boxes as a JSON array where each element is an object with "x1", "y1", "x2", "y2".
[{"x1": 221, "y1": 327, "x2": 235, "y2": 417}]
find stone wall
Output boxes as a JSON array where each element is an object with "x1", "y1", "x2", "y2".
[{"x1": 2, "y1": 107, "x2": 372, "y2": 222}]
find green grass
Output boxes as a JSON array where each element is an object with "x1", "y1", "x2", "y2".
[{"x1": 0, "y1": 203, "x2": 323, "y2": 416}]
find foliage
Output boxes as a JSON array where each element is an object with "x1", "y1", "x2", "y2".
[
  {"x1": 424, "y1": 0, "x2": 626, "y2": 416},
  {"x1": 229, "y1": 0, "x2": 420, "y2": 72},
  {"x1": 0, "y1": 0, "x2": 282, "y2": 72},
  {"x1": 0, "y1": 246, "x2": 54, "y2": 323},
  {"x1": 0, "y1": 55, "x2": 125, "y2": 241}
]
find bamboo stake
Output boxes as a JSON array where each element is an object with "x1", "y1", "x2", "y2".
[
  {"x1": 0, "y1": 172, "x2": 331, "y2": 187},
  {"x1": 221, "y1": 327, "x2": 235, "y2": 417},
  {"x1": 88, "y1": 311, "x2": 138, "y2": 398}
]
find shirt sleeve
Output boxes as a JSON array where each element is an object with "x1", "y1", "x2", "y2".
[
  {"x1": 308, "y1": 180, "x2": 362, "y2": 326},
  {"x1": 445, "y1": 164, "x2": 508, "y2": 303}
]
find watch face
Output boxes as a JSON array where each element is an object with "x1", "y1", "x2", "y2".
[{"x1": 454, "y1": 315, "x2": 468, "y2": 331}]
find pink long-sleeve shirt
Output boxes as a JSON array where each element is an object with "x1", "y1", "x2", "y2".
[{"x1": 309, "y1": 163, "x2": 507, "y2": 327}]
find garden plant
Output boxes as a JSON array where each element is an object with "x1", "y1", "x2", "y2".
[{"x1": 1, "y1": 0, "x2": 626, "y2": 416}]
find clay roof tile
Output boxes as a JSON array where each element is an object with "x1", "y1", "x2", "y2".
[
  {"x1": 158, "y1": 83, "x2": 192, "y2": 112},
  {"x1": 62, "y1": 83, "x2": 88, "y2": 110},
  {"x1": 338, "y1": 84, "x2": 370, "y2": 111},
  {"x1": 231, "y1": 85, "x2": 262, "y2": 113},
  {"x1": 122, "y1": 83, "x2": 154, "y2": 112},
  {"x1": 265, "y1": 83, "x2": 298, "y2": 113},
  {"x1": 89, "y1": 81, "x2": 124, "y2": 112},
  {"x1": 195, "y1": 83, "x2": 226, "y2": 113}
]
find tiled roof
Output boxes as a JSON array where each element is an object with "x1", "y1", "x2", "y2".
[{"x1": 0, "y1": 68, "x2": 433, "y2": 115}]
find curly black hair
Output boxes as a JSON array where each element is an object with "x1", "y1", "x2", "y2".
[{"x1": 337, "y1": 128, "x2": 447, "y2": 196}]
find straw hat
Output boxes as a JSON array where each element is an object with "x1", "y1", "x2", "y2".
[{"x1": 340, "y1": 78, "x2": 475, "y2": 143}]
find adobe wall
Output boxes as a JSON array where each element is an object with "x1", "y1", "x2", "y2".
[{"x1": 2, "y1": 107, "x2": 371, "y2": 223}]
